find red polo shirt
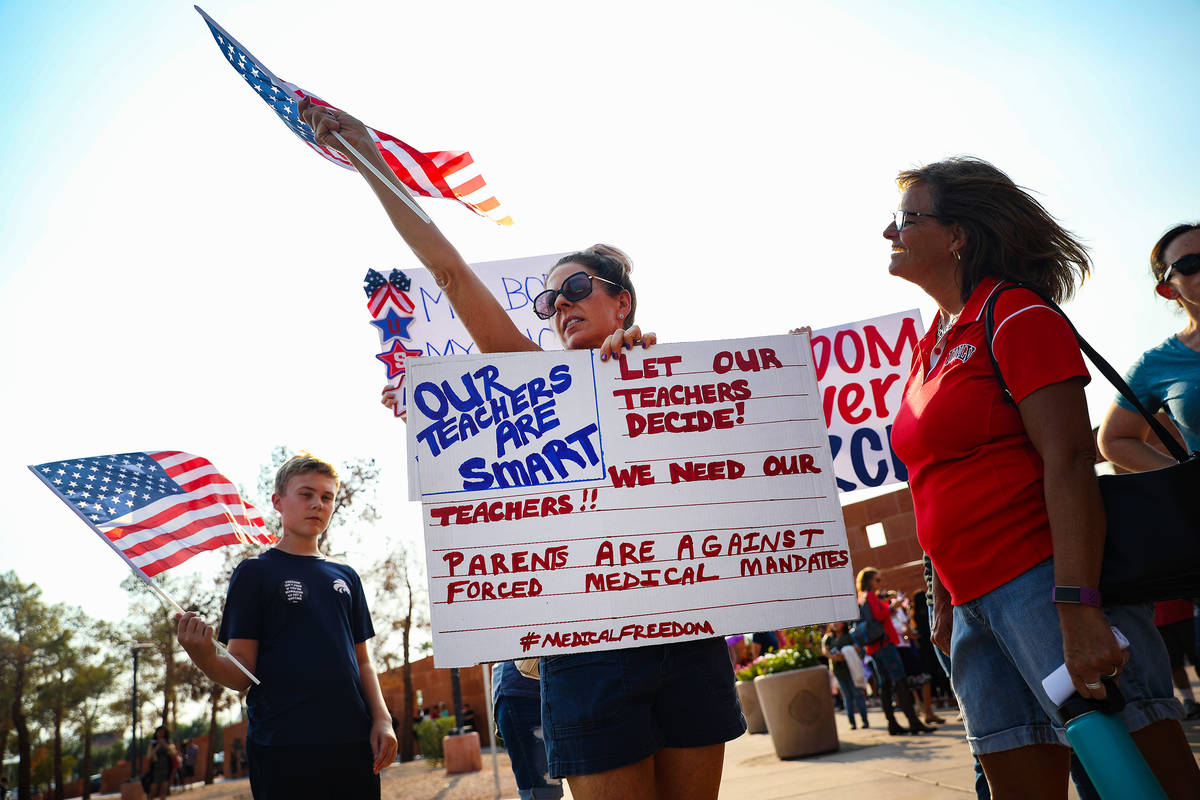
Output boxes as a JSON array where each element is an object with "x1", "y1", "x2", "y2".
[
  {"x1": 891, "y1": 278, "x2": 1090, "y2": 605},
  {"x1": 861, "y1": 591, "x2": 900, "y2": 656}
]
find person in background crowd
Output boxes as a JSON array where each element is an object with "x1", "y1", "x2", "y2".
[
  {"x1": 296, "y1": 99, "x2": 745, "y2": 800},
  {"x1": 822, "y1": 622, "x2": 869, "y2": 729},
  {"x1": 751, "y1": 631, "x2": 780, "y2": 657},
  {"x1": 1098, "y1": 220, "x2": 1200, "y2": 721},
  {"x1": 493, "y1": 662, "x2": 564, "y2": 800},
  {"x1": 726, "y1": 634, "x2": 749, "y2": 669},
  {"x1": 887, "y1": 157, "x2": 1196, "y2": 796},
  {"x1": 857, "y1": 568, "x2": 933, "y2": 736},
  {"x1": 913, "y1": 590, "x2": 952, "y2": 721},
  {"x1": 145, "y1": 726, "x2": 177, "y2": 799}
]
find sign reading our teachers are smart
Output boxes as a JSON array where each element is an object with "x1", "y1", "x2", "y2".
[{"x1": 406, "y1": 334, "x2": 858, "y2": 667}]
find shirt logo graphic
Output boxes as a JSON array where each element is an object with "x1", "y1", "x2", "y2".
[
  {"x1": 332, "y1": 578, "x2": 351, "y2": 596},
  {"x1": 947, "y1": 344, "x2": 976, "y2": 364},
  {"x1": 282, "y1": 579, "x2": 306, "y2": 605}
]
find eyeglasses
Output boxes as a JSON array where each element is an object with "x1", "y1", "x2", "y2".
[
  {"x1": 892, "y1": 210, "x2": 941, "y2": 231},
  {"x1": 1162, "y1": 252, "x2": 1200, "y2": 284},
  {"x1": 533, "y1": 270, "x2": 622, "y2": 320}
]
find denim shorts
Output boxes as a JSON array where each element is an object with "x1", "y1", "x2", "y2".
[
  {"x1": 495, "y1": 694, "x2": 563, "y2": 800},
  {"x1": 950, "y1": 558, "x2": 1182, "y2": 755},
  {"x1": 540, "y1": 637, "x2": 746, "y2": 777}
]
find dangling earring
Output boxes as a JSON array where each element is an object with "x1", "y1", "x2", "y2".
[{"x1": 952, "y1": 250, "x2": 962, "y2": 262}]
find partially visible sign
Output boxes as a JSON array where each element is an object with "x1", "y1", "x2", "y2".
[
  {"x1": 811, "y1": 310, "x2": 922, "y2": 494},
  {"x1": 404, "y1": 253, "x2": 568, "y2": 358},
  {"x1": 372, "y1": 253, "x2": 567, "y2": 420},
  {"x1": 407, "y1": 334, "x2": 858, "y2": 667}
]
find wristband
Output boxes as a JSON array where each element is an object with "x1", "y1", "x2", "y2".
[{"x1": 1052, "y1": 586, "x2": 1102, "y2": 607}]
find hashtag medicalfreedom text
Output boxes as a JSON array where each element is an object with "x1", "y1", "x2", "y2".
[{"x1": 525, "y1": 619, "x2": 716, "y2": 651}]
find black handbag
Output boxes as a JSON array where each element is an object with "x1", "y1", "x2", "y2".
[
  {"x1": 983, "y1": 283, "x2": 1200, "y2": 605},
  {"x1": 851, "y1": 598, "x2": 885, "y2": 648}
]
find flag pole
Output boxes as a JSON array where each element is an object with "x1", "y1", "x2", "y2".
[
  {"x1": 331, "y1": 130, "x2": 433, "y2": 225},
  {"x1": 134, "y1": 568, "x2": 261, "y2": 687},
  {"x1": 194, "y1": 6, "x2": 433, "y2": 225},
  {"x1": 28, "y1": 465, "x2": 260, "y2": 686}
]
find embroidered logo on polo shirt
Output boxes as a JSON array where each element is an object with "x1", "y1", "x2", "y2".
[
  {"x1": 281, "y1": 580, "x2": 306, "y2": 605},
  {"x1": 947, "y1": 344, "x2": 976, "y2": 364},
  {"x1": 332, "y1": 578, "x2": 351, "y2": 596}
]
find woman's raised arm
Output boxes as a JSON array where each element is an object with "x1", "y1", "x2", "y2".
[{"x1": 298, "y1": 98, "x2": 538, "y2": 355}]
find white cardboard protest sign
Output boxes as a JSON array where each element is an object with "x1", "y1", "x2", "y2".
[
  {"x1": 812, "y1": 310, "x2": 923, "y2": 494},
  {"x1": 397, "y1": 253, "x2": 566, "y2": 499},
  {"x1": 402, "y1": 253, "x2": 568, "y2": 358},
  {"x1": 406, "y1": 333, "x2": 859, "y2": 667}
]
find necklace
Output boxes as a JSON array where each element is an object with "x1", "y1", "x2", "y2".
[{"x1": 936, "y1": 310, "x2": 960, "y2": 342}]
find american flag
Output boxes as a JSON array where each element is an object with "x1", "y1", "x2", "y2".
[
  {"x1": 29, "y1": 451, "x2": 274, "y2": 578},
  {"x1": 196, "y1": 7, "x2": 512, "y2": 226}
]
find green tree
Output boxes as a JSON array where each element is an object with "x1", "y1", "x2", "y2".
[
  {"x1": 0, "y1": 572, "x2": 59, "y2": 800},
  {"x1": 70, "y1": 619, "x2": 121, "y2": 800},
  {"x1": 33, "y1": 611, "x2": 79, "y2": 800},
  {"x1": 365, "y1": 541, "x2": 427, "y2": 763},
  {"x1": 173, "y1": 579, "x2": 235, "y2": 786}
]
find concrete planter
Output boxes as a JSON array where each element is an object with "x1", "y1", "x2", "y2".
[
  {"x1": 754, "y1": 666, "x2": 838, "y2": 758},
  {"x1": 736, "y1": 679, "x2": 767, "y2": 734},
  {"x1": 443, "y1": 731, "x2": 482, "y2": 774}
]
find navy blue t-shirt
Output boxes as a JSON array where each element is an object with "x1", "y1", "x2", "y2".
[{"x1": 217, "y1": 548, "x2": 375, "y2": 746}]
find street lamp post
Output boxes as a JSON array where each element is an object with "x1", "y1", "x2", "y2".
[{"x1": 129, "y1": 642, "x2": 155, "y2": 780}]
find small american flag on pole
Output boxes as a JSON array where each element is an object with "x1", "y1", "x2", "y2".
[
  {"x1": 196, "y1": 6, "x2": 513, "y2": 226},
  {"x1": 29, "y1": 451, "x2": 274, "y2": 578}
]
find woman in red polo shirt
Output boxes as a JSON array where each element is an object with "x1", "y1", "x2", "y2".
[{"x1": 885, "y1": 157, "x2": 1196, "y2": 796}]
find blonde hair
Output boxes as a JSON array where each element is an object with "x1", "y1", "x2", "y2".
[{"x1": 274, "y1": 453, "x2": 339, "y2": 496}]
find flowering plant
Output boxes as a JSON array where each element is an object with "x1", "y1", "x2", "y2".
[
  {"x1": 754, "y1": 646, "x2": 820, "y2": 675},
  {"x1": 735, "y1": 654, "x2": 768, "y2": 682}
]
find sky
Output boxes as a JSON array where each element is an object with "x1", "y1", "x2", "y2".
[{"x1": 2, "y1": 0, "x2": 1198, "y2": 647}]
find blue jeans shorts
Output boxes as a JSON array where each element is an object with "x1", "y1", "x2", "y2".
[
  {"x1": 951, "y1": 558, "x2": 1182, "y2": 756},
  {"x1": 495, "y1": 694, "x2": 563, "y2": 800},
  {"x1": 540, "y1": 637, "x2": 746, "y2": 777}
]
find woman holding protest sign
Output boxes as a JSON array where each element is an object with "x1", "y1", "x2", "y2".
[
  {"x1": 298, "y1": 99, "x2": 744, "y2": 800},
  {"x1": 884, "y1": 157, "x2": 1195, "y2": 796}
]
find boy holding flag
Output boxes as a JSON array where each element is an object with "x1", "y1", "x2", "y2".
[{"x1": 175, "y1": 454, "x2": 396, "y2": 799}]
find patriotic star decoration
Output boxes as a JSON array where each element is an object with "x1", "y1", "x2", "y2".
[
  {"x1": 370, "y1": 308, "x2": 415, "y2": 343},
  {"x1": 36, "y1": 454, "x2": 177, "y2": 524},
  {"x1": 376, "y1": 340, "x2": 423, "y2": 380}
]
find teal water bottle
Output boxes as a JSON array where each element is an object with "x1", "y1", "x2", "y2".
[{"x1": 1040, "y1": 628, "x2": 1166, "y2": 800}]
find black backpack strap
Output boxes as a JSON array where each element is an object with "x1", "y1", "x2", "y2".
[{"x1": 982, "y1": 282, "x2": 1191, "y2": 463}]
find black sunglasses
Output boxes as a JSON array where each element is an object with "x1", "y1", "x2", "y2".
[
  {"x1": 1163, "y1": 252, "x2": 1200, "y2": 284},
  {"x1": 533, "y1": 271, "x2": 621, "y2": 320}
]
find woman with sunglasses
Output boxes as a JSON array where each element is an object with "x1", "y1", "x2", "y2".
[
  {"x1": 1098, "y1": 223, "x2": 1200, "y2": 467},
  {"x1": 1098, "y1": 223, "x2": 1200, "y2": 724},
  {"x1": 884, "y1": 158, "x2": 1195, "y2": 797},
  {"x1": 297, "y1": 99, "x2": 744, "y2": 800}
]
